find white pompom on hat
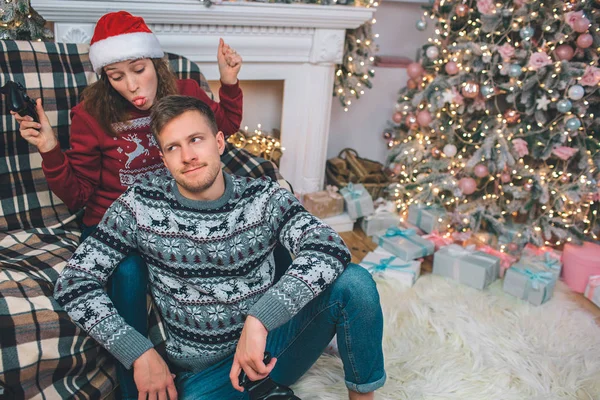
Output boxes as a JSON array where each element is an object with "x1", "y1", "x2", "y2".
[{"x1": 89, "y1": 11, "x2": 164, "y2": 73}]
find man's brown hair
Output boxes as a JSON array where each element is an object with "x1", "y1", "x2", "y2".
[{"x1": 150, "y1": 95, "x2": 218, "y2": 148}]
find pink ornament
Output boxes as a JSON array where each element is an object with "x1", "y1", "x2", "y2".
[
  {"x1": 508, "y1": 242, "x2": 519, "y2": 252},
  {"x1": 445, "y1": 61, "x2": 459, "y2": 75},
  {"x1": 555, "y1": 44, "x2": 574, "y2": 61},
  {"x1": 577, "y1": 33, "x2": 593, "y2": 49},
  {"x1": 500, "y1": 172, "x2": 511, "y2": 183},
  {"x1": 474, "y1": 164, "x2": 489, "y2": 178},
  {"x1": 512, "y1": 138, "x2": 529, "y2": 158},
  {"x1": 416, "y1": 110, "x2": 433, "y2": 127},
  {"x1": 581, "y1": 66, "x2": 600, "y2": 87},
  {"x1": 392, "y1": 112, "x2": 403, "y2": 124},
  {"x1": 528, "y1": 52, "x2": 552, "y2": 70},
  {"x1": 407, "y1": 63, "x2": 424, "y2": 79},
  {"x1": 458, "y1": 177, "x2": 477, "y2": 195},
  {"x1": 574, "y1": 17, "x2": 590, "y2": 33},
  {"x1": 524, "y1": 182, "x2": 533, "y2": 191},
  {"x1": 552, "y1": 146, "x2": 578, "y2": 160}
]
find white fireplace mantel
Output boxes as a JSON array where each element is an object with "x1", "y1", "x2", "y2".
[{"x1": 31, "y1": 0, "x2": 376, "y2": 195}]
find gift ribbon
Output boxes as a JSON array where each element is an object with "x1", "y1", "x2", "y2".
[
  {"x1": 541, "y1": 252, "x2": 561, "y2": 274},
  {"x1": 325, "y1": 185, "x2": 342, "y2": 200},
  {"x1": 362, "y1": 256, "x2": 416, "y2": 282},
  {"x1": 513, "y1": 267, "x2": 554, "y2": 303},
  {"x1": 445, "y1": 244, "x2": 498, "y2": 283},
  {"x1": 378, "y1": 227, "x2": 431, "y2": 258},
  {"x1": 342, "y1": 183, "x2": 364, "y2": 217}
]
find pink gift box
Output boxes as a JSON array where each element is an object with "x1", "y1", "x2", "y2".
[
  {"x1": 422, "y1": 231, "x2": 453, "y2": 251},
  {"x1": 478, "y1": 245, "x2": 517, "y2": 278},
  {"x1": 562, "y1": 241, "x2": 600, "y2": 293}
]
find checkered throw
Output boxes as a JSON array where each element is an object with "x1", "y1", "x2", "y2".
[{"x1": 0, "y1": 40, "x2": 286, "y2": 399}]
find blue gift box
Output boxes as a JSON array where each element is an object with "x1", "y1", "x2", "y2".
[
  {"x1": 373, "y1": 227, "x2": 434, "y2": 261},
  {"x1": 407, "y1": 204, "x2": 447, "y2": 234},
  {"x1": 432, "y1": 244, "x2": 500, "y2": 290},
  {"x1": 340, "y1": 183, "x2": 375, "y2": 220},
  {"x1": 502, "y1": 265, "x2": 556, "y2": 306}
]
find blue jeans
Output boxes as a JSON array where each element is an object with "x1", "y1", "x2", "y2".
[
  {"x1": 81, "y1": 225, "x2": 148, "y2": 400},
  {"x1": 176, "y1": 264, "x2": 386, "y2": 399}
]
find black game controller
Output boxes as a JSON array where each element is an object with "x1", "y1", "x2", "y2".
[
  {"x1": 0, "y1": 81, "x2": 39, "y2": 122},
  {"x1": 238, "y1": 352, "x2": 301, "y2": 400}
]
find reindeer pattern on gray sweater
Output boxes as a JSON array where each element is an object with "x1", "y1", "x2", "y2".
[{"x1": 54, "y1": 173, "x2": 351, "y2": 372}]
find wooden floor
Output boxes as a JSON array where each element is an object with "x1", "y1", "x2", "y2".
[{"x1": 340, "y1": 224, "x2": 600, "y2": 327}]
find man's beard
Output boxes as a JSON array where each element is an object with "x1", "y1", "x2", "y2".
[{"x1": 175, "y1": 162, "x2": 221, "y2": 194}]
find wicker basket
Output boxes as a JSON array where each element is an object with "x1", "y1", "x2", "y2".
[{"x1": 326, "y1": 148, "x2": 390, "y2": 199}]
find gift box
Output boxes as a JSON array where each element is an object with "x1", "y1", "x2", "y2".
[
  {"x1": 359, "y1": 247, "x2": 421, "y2": 286},
  {"x1": 562, "y1": 241, "x2": 600, "y2": 293},
  {"x1": 373, "y1": 227, "x2": 434, "y2": 261},
  {"x1": 422, "y1": 231, "x2": 454, "y2": 251},
  {"x1": 302, "y1": 185, "x2": 344, "y2": 219},
  {"x1": 464, "y1": 231, "x2": 498, "y2": 248},
  {"x1": 407, "y1": 204, "x2": 447, "y2": 234},
  {"x1": 584, "y1": 275, "x2": 600, "y2": 308},
  {"x1": 322, "y1": 212, "x2": 356, "y2": 233},
  {"x1": 360, "y1": 202, "x2": 400, "y2": 236},
  {"x1": 340, "y1": 183, "x2": 375, "y2": 220},
  {"x1": 503, "y1": 266, "x2": 556, "y2": 306},
  {"x1": 432, "y1": 244, "x2": 500, "y2": 290},
  {"x1": 520, "y1": 251, "x2": 562, "y2": 280},
  {"x1": 478, "y1": 245, "x2": 517, "y2": 278}
]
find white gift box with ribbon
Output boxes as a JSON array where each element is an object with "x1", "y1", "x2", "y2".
[
  {"x1": 360, "y1": 246, "x2": 421, "y2": 287},
  {"x1": 432, "y1": 244, "x2": 500, "y2": 290}
]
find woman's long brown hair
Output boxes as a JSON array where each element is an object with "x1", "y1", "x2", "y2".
[{"x1": 81, "y1": 58, "x2": 179, "y2": 137}]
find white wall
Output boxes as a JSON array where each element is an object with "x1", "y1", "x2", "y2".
[{"x1": 327, "y1": 1, "x2": 433, "y2": 163}]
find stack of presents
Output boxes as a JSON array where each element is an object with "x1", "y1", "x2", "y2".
[{"x1": 302, "y1": 183, "x2": 600, "y2": 308}]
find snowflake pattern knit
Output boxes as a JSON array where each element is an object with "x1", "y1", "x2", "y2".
[{"x1": 54, "y1": 173, "x2": 351, "y2": 372}]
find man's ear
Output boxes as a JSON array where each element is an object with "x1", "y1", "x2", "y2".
[
  {"x1": 159, "y1": 151, "x2": 167, "y2": 168},
  {"x1": 216, "y1": 131, "x2": 225, "y2": 155}
]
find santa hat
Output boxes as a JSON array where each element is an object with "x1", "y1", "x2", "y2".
[{"x1": 89, "y1": 11, "x2": 164, "y2": 73}]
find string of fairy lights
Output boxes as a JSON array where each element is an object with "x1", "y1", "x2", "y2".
[{"x1": 386, "y1": 0, "x2": 600, "y2": 248}]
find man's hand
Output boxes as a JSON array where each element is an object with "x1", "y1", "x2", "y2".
[
  {"x1": 133, "y1": 348, "x2": 178, "y2": 400},
  {"x1": 10, "y1": 99, "x2": 57, "y2": 153},
  {"x1": 217, "y1": 38, "x2": 242, "y2": 85},
  {"x1": 229, "y1": 315, "x2": 276, "y2": 392}
]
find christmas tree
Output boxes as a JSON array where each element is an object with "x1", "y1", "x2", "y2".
[
  {"x1": 0, "y1": 0, "x2": 53, "y2": 41},
  {"x1": 384, "y1": 0, "x2": 600, "y2": 250}
]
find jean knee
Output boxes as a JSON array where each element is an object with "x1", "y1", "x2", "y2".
[{"x1": 332, "y1": 264, "x2": 380, "y2": 307}]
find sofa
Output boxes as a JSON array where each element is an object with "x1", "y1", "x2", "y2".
[{"x1": 0, "y1": 39, "x2": 286, "y2": 399}]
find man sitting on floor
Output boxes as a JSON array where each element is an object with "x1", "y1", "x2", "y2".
[{"x1": 54, "y1": 95, "x2": 386, "y2": 400}]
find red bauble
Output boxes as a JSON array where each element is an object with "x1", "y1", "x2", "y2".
[
  {"x1": 458, "y1": 177, "x2": 477, "y2": 195},
  {"x1": 431, "y1": 147, "x2": 441, "y2": 159},
  {"x1": 577, "y1": 33, "x2": 593, "y2": 49},
  {"x1": 406, "y1": 114, "x2": 418, "y2": 128},
  {"x1": 416, "y1": 110, "x2": 433, "y2": 127},
  {"x1": 392, "y1": 112, "x2": 403, "y2": 124},
  {"x1": 461, "y1": 81, "x2": 479, "y2": 98},
  {"x1": 445, "y1": 61, "x2": 459, "y2": 75},
  {"x1": 504, "y1": 108, "x2": 520, "y2": 124},
  {"x1": 555, "y1": 44, "x2": 574, "y2": 61},
  {"x1": 407, "y1": 62, "x2": 424, "y2": 79},
  {"x1": 456, "y1": 4, "x2": 469, "y2": 17}
]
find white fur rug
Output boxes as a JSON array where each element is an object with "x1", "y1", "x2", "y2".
[{"x1": 293, "y1": 274, "x2": 600, "y2": 400}]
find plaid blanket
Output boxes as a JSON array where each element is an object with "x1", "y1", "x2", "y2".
[{"x1": 0, "y1": 40, "x2": 286, "y2": 399}]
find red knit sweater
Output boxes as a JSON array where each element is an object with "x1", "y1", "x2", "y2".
[{"x1": 40, "y1": 79, "x2": 243, "y2": 226}]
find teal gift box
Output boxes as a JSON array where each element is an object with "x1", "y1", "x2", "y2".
[
  {"x1": 432, "y1": 244, "x2": 500, "y2": 290},
  {"x1": 340, "y1": 183, "x2": 375, "y2": 220},
  {"x1": 373, "y1": 227, "x2": 434, "y2": 261},
  {"x1": 502, "y1": 264, "x2": 556, "y2": 306},
  {"x1": 359, "y1": 247, "x2": 421, "y2": 287},
  {"x1": 360, "y1": 211, "x2": 400, "y2": 237},
  {"x1": 407, "y1": 204, "x2": 447, "y2": 234}
]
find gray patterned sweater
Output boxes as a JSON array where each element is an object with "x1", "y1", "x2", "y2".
[{"x1": 54, "y1": 172, "x2": 351, "y2": 372}]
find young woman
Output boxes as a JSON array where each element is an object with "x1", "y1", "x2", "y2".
[{"x1": 12, "y1": 11, "x2": 243, "y2": 399}]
